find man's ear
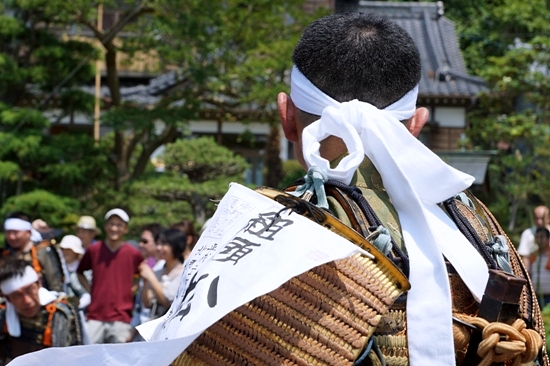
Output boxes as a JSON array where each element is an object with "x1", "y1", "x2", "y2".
[
  {"x1": 405, "y1": 107, "x2": 429, "y2": 137},
  {"x1": 278, "y1": 92, "x2": 298, "y2": 142}
]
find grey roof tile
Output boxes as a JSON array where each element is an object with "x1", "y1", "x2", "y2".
[{"x1": 351, "y1": 1, "x2": 486, "y2": 98}]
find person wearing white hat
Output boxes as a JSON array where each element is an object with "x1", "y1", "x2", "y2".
[
  {"x1": 0, "y1": 259, "x2": 85, "y2": 363},
  {"x1": 76, "y1": 208, "x2": 144, "y2": 344},
  {"x1": 59, "y1": 235, "x2": 90, "y2": 310},
  {"x1": 2, "y1": 212, "x2": 66, "y2": 293},
  {"x1": 75, "y1": 215, "x2": 100, "y2": 250}
]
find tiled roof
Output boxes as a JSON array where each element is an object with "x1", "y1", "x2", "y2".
[
  {"x1": 80, "y1": 71, "x2": 184, "y2": 106},
  {"x1": 341, "y1": 1, "x2": 486, "y2": 98},
  {"x1": 86, "y1": 2, "x2": 485, "y2": 105}
]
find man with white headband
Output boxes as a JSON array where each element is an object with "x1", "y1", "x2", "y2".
[
  {"x1": 276, "y1": 12, "x2": 546, "y2": 366},
  {"x1": 0, "y1": 259, "x2": 84, "y2": 363},
  {"x1": 2, "y1": 212, "x2": 66, "y2": 293}
]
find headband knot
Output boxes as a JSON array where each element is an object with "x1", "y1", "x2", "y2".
[{"x1": 290, "y1": 64, "x2": 487, "y2": 366}]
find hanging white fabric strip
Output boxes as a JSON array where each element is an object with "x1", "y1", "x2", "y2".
[{"x1": 290, "y1": 65, "x2": 489, "y2": 365}]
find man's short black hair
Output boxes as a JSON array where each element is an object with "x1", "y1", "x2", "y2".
[
  {"x1": 0, "y1": 258, "x2": 31, "y2": 284},
  {"x1": 5, "y1": 211, "x2": 31, "y2": 222},
  {"x1": 292, "y1": 12, "x2": 421, "y2": 111}
]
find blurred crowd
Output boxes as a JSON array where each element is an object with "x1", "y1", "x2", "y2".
[
  {"x1": 0, "y1": 208, "x2": 201, "y2": 364},
  {"x1": 517, "y1": 205, "x2": 550, "y2": 307}
]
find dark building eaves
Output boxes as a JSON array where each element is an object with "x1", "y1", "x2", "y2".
[{"x1": 339, "y1": 1, "x2": 486, "y2": 100}]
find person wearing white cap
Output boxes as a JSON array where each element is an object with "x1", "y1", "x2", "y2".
[
  {"x1": 0, "y1": 259, "x2": 85, "y2": 362},
  {"x1": 75, "y1": 215, "x2": 100, "y2": 250},
  {"x1": 2, "y1": 212, "x2": 66, "y2": 293},
  {"x1": 76, "y1": 208, "x2": 144, "y2": 344},
  {"x1": 59, "y1": 235, "x2": 91, "y2": 310}
]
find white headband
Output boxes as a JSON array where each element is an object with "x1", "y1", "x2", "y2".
[
  {"x1": 290, "y1": 65, "x2": 488, "y2": 365},
  {"x1": 290, "y1": 65, "x2": 418, "y2": 120},
  {"x1": 4, "y1": 218, "x2": 32, "y2": 231},
  {"x1": 0, "y1": 266, "x2": 38, "y2": 295}
]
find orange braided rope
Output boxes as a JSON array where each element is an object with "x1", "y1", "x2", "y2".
[
  {"x1": 29, "y1": 245, "x2": 43, "y2": 274},
  {"x1": 43, "y1": 303, "x2": 57, "y2": 347},
  {"x1": 454, "y1": 314, "x2": 542, "y2": 366}
]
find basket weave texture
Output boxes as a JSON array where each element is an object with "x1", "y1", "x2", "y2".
[{"x1": 171, "y1": 251, "x2": 407, "y2": 366}]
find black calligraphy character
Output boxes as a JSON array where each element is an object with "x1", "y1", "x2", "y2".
[
  {"x1": 245, "y1": 212, "x2": 294, "y2": 240},
  {"x1": 213, "y1": 237, "x2": 261, "y2": 265},
  {"x1": 207, "y1": 276, "x2": 220, "y2": 308},
  {"x1": 176, "y1": 271, "x2": 209, "y2": 321}
]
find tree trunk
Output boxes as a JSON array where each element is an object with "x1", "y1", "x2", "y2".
[
  {"x1": 264, "y1": 123, "x2": 283, "y2": 188},
  {"x1": 16, "y1": 170, "x2": 23, "y2": 196},
  {"x1": 508, "y1": 197, "x2": 520, "y2": 232},
  {"x1": 216, "y1": 118, "x2": 223, "y2": 145},
  {"x1": 191, "y1": 194, "x2": 208, "y2": 225},
  {"x1": 104, "y1": 41, "x2": 121, "y2": 107},
  {"x1": 103, "y1": 40, "x2": 127, "y2": 189},
  {"x1": 130, "y1": 126, "x2": 179, "y2": 180}
]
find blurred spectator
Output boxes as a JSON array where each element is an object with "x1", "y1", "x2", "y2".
[
  {"x1": 75, "y1": 216, "x2": 100, "y2": 250},
  {"x1": 31, "y1": 219, "x2": 63, "y2": 244},
  {"x1": 139, "y1": 223, "x2": 165, "y2": 269},
  {"x1": 139, "y1": 229, "x2": 186, "y2": 319},
  {"x1": 2, "y1": 212, "x2": 66, "y2": 293},
  {"x1": 171, "y1": 219, "x2": 197, "y2": 258},
  {"x1": 530, "y1": 228, "x2": 550, "y2": 307},
  {"x1": 77, "y1": 208, "x2": 143, "y2": 344},
  {"x1": 59, "y1": 235, "x2": 91, "y2": 310},
  {"x1": 0, "y1": 259, "x2": 85, "y2": 363},
  {"x1": 517, "y1": 205, "x2": 550, "y2": 268},
  {"x1": 129, "y1": 223, "x2": 165, "y2": 342}
]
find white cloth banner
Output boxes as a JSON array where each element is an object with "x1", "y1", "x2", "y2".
[{"x1": 10, "y1": 183, "x2": 367, "y2": 366}]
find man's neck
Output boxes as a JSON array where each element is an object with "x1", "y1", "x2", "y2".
[
  {"x1": 16, "y1": 241, "x2": 34, "y2": 255},
  {"x1": 105, "y1": 239, "x2": 124, "y2": 252},
  {"x1": 164, "y1": 258, "x2": 181, "y2": 274},
  {"x1": 319, "y1": 136, "x2": 347, "y2": 163}
]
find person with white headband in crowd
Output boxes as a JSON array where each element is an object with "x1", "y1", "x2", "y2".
[
  {"x1": 272, "y1": 12, "x2": 545, "y2": 366},
  {"x1": 0, "y1": 259, "x2": 85, "y2": 363},
  {"x1": 2, "y1": 212, "x2": 66, "y2": 293}
]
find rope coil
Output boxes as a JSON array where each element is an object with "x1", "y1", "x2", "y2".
[{"x1": 453, "y1": 314, "x2": 542, "y2": 366}]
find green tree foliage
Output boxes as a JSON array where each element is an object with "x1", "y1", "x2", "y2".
[
  {"x1": 0, "y1": 0, "x2": 100, "y2": 204},
  {"x1": 442, "y1": 0, "x2": 550, "y2": 75},
  {"x1": 123, "y1": 0, "x2": 324, "y2": 185},
  {"x1": 412, "y1": 0, "x2": 550, "y2": 233},
  {"x1": 279, "y1": 159, "x2": 306, "y2": 190},
  {"x1": 0, "y1": 0, "x2": 322, "y2": 228},
  {"x1": 46, "y1": 0, "x2": 321, "y2": 189},
  {"x1": 132, "y1": 137, "x2": 249, "y2": 225},
  {"x1": 0, "y1": 189, "x2": 79, "y2": 229},
  {"x1": 466, "y1": 35, "x2": 550, "y2": 232}
]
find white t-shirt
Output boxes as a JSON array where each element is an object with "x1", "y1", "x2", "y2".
[
  {"x1": 530, "y1": 251, "x2": 550, "y2": 295},
  {"x1": 152, "y1": 263, "x2": 184, "y2": 318},
  {"x1": 517, "y1": 225, "x2": 550, "y2": 256}
]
